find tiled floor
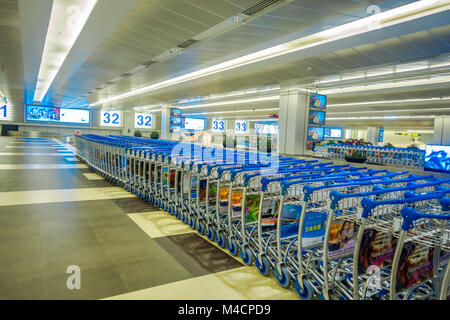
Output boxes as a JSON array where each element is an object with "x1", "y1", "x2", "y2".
[{"x1": 0, "y1": 136, "x2": 299, "y2": 300}]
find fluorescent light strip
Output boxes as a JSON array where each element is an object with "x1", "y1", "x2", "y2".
[
  {"x1": 328, "y1": 107, "x2": 450, "y2": 115},
  {"x1": 34, "y1": 0, "x2": 98, "y2": 102},
  {"x1": 185, "y1": 107, "x2": 279, "y2": 115},
  {"x1": 321, "y1": 75, "x2": 450, "y2": 94},
  {"x1": 328, "y1": 96, "x2": 450, "y2": 107},
  {"x1": 175, "y1": 86, "x2": 280, "y2": 105},
  {"x1": 316, "y1": 58, "x2": 450, "y2": 85},
  {"x1": 90, "y1": 0, "x2": 450, "y2": 106},
  {"x1": 178, "y1": 95, "x2": 280, "y2": 110},
  {"x1": 327, "y1": 115, "x2": 436, "y2": 120}
]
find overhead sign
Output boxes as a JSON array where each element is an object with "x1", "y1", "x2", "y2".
[
  {"x1": 101, "y1": 110, "x2": 122, "y2": 127},
  {"x1": 134, "y1": 112, "x2": 152, "y2": 129},
  {"x1": 235, "y1": 120, "x2": 247, "y2": 134},
  {"x1": 211, "y1": 119, "x2": 225, "y2": 133},
  {"x1": 0, "y1": 103, "x2": 12, "y2": 121}
]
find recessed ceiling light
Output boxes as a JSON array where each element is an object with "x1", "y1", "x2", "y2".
[{"x1": 34, "y1": 0, "x2": 98, "y2": 102}]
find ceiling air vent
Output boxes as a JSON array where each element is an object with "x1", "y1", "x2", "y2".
[
  {"x1": 121, "y1": 72, "x2": 133, "y2": 78},
  {"x1": 178, "y1": 39, "x2": 198, "y2": 49},
  {"x1": 105, "y1": 81, "x2": 114, "y2": 86},
  {"x1": 242, "y1": 0, "x2": 280, "y2": 16},
  {"x1": 142, "y1": 60, "x2": 156, "y2": 67}
]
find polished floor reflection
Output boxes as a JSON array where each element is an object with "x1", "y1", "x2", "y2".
[{"x1": 0, "y1": 136, "x2": 300, "y2": 300}]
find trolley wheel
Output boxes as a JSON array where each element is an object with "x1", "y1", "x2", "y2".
[
  {"x1": 148, "y1": 195, "x2": 154, "y2": 205},
  {"x1": 240, "y1": 247, "x2": 253, "y2": 266},
  {"x1": 274, "y1": 266, "x2": 291, "y2": 288},
  {"x1": 175, "y1": 208, "x2": 181, "y2": 219},
  {"x1": 188, "y1": 216, "x2": 196, "y2": 229},
  {"x1": 256, "y1": 256, "x2": 271, "y2": 276},
  {"x1": 215, "y1": 232, "x2": 226, "y2": 248},
  {"x1": 206, "y1": 225, "x2": 215, "y2": 241},
  {"x1": 167, "y1": 204, "x2": 173, "y2": 215},
  {"x1": 181, "y1": 212, "x2": 187, "y2": 224},
  {"x1": 154, "y1": 199, "x2": 159, "y2": 207},
  {"x1": 294, "y1": 279, "x2": 313, "y2": 300},
  {"x1": 196, "y1": 221, "x2": 205, "y2": 235},
  {"x1": 227, "y1": 238, "x2": 239, "y2": 256}
]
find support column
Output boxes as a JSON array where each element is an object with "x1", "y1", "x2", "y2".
[
  {"x1": 278, "y1": 87, "x2": 309, "y2": 155},
  {"x1": 160, "y1": 106, "x2": 170, "y2": 140},
  {"x1": 121, "y1": 110, "x2": 133, "y2": 136},
  {"x1": 366, "y1": 127, "x2": 378, "y2": 145},
  {"x1": 432, "y1": 116, "x2": 450, "y2": 145}
]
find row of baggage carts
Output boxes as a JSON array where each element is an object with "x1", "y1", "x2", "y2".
[{"x1": 74, "y1": 134, "x2": 450, "y2": 300}]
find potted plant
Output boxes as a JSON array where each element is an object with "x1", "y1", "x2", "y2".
[
  {"x1": 150, "y1": 130, "x2": 160, "y2": 139},
  {"x1": 407, "y1": 142, "x2": 420, "y2": 149},
  {"x1": 384, "y1": 142, "x2": 394, "y2": 147},
  {"x1": 344, "y1": 150, "x2": 367, "y2": 163},
  {"x1": 223, "y1": 135, "x2": 237, "y2": 148},
  {"x1": 134, "y1": 129, "x2": 142, "y2": 137}
]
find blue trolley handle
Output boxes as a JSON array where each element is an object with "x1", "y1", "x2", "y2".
[
  {"x1": 360, "y1": 189, "x2": 450, "y2": 218},
  {"x1": 400, "y1": 204, "x2": 450, "y2": 231}
]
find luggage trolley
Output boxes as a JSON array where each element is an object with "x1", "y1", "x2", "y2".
[
  {"x1": 322, "y1": 177, "x2": 447, "y2": 300},
  {"x1": 238, "y1": 165, "x2": 368, "y2": 270},
  {"x1": 315, "y1": 176, "x2": 448, "y2": 300},
  {"x1": 279, "y1": 172, "x2": 435, "y2": 299}
]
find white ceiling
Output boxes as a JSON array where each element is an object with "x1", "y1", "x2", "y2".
[{"x1": 1, "y1": 0, "x2": 450, "y2": 129}]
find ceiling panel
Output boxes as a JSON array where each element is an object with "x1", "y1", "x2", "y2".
[{"x1": 54, "y1": 0, "x2": 260, "y2": 107}]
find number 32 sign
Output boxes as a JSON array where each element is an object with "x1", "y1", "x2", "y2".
[
  {"x1": 101, "y1": 111, "x2": 122, "y2": 127},
  {"x1": 135, "y1": 113, "x2": 152, "y2": 129}
]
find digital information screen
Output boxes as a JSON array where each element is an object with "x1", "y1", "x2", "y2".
[
  {"x1": 424, "y1": 144, "x2": 450, "y2": 173},
  {"x1": 235, "y1": 120, "x2": 248, "y2": 134},
  {"x1": 324, "y1": 127, "x2": 343, "y2": 139},
  {"x1": 134, "y1": 112, "x2": 153, "y2": 129},
  {"x1": 255, "y1": 121, "x2": 278, "y2": 135},
  {"x1": 211, "y1": 119, "x2": 226, "y2": 133},
  {"x1": 307, "y1": 127, "x2": 324, "y2": 141},
  {"x1": 309, "y1": 110, "x2": 326, "y2": 126},
  {"x1": 60, "y1": 109, "x2": 90, "y2": 124},
  {"x1": 184, "y1": 118, "x2": 205, "y2": 131},
  {"x1": 309, "y1": 94, "x2": 327, "y2": 109},
  {"x1": 100, "y1": 110, "x2": 122, "y2": 127},
  {"x1": 0, "y1": 103, "x2": 12, "y2": 121},
  {"x1": 26, "y1": 105, "x2": 90, "y2": 124}
]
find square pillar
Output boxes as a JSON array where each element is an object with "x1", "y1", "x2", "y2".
[{"x1": 278, "y1": 88, "x2": 309, "y2": 155}]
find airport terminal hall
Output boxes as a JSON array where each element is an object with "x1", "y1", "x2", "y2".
[{"x1": 1, "y1": 0, "x2": 450, "y2": 304}]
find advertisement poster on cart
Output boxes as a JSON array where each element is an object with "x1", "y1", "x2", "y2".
[
  {"x1": 218, "y1": 188, "x2": 243, "y2": 216},
  {"x1": 301, "y1": 211, "x2": 327, "y2": 248},
  {"x1": 358, "y1": 229, "x2": 397, "y2": 274},
  {"x1": 243, "y1": 195, "x2": 278, "y2": 223},
  {"x1": 396, "y1": 243, "x2": 435, "y2": 291},
  {"x1": 328, "y1": 220, "x2": 359, "y2": 260}
]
